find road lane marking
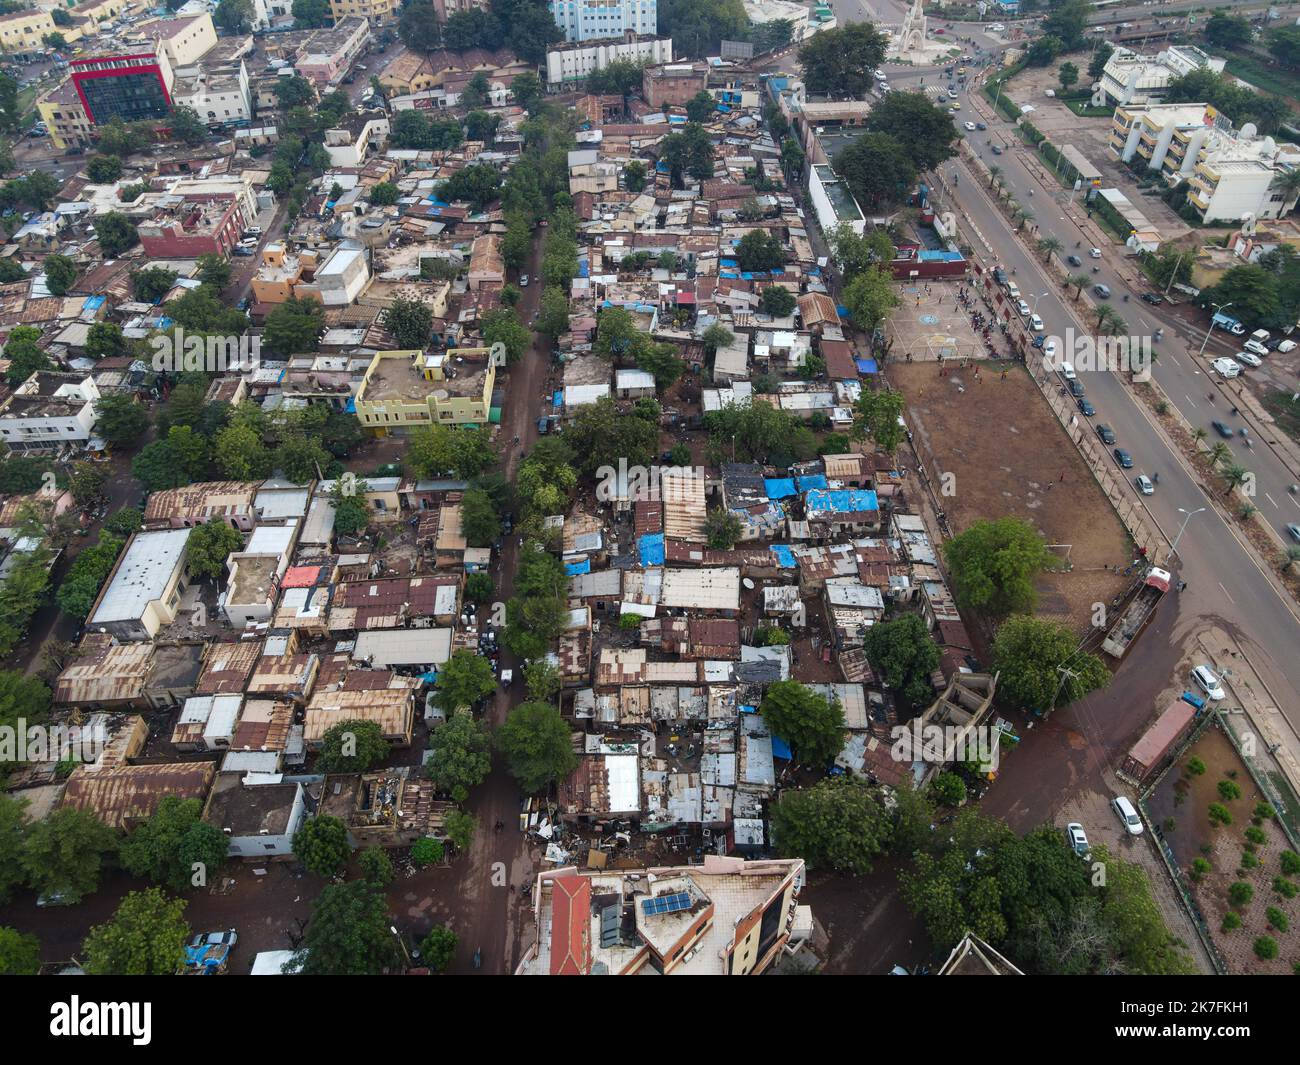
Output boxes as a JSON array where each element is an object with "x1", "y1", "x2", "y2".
[
  {"x1": 1265, "y1": 492, "x2": 1279, "y2": 509},
  {"x1": 1218, "y1": 581, "x2": 1237, "y2": 604},
  {"x1": 1185, "y1": 394, "x2": 1197, "y2": 407}
]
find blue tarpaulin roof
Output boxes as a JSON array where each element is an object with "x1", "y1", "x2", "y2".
[
  {"x1": 83, "y1": 295, "x2": 106, "y2": 310},
  {"x1": 565, "y1": 559, "x2": 591, "y2": 575},
  {"x1": 720, "y1": 258, "x2": 739, "y2": 268},
  {"x1": 836, "y1": 304, "x2": 850, "y2": 318},
  {"x1": 764, "y1": 478, "x2": 797, "y2": 499},
  {"x1": 638, "y1": 533, "x2": 665, "y2": 567},
  {"x1": 856, "y1": 358, "x2": 879, "y2": 374},
  {"x1": 552, "y1": 390, "x2": 562, "y2": 407},
  {"x1": 771, "y1": 736, "x2": 793, "y2": 761},
  {"x1": 769, "y1": 544, "x2": 796, "y2": 568},
  {"x1": 797, "y1": 474, "x2": 828, "y2": 491},
  {"x1": 806, "y1": 488, "x2": 880, "y2": 513},
  {"x1": 720, "y1": 271, "x2": 739, "y2": 279},
  {"x1": 578, "y1": 259, "x2": 590, "y2": 277}
]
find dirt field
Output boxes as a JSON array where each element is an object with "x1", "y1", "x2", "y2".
[{"x1": 891, "y1": 359, "x2": 1132, "y2": 632}]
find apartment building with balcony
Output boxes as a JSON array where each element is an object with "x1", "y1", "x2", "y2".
[
  {"x1": 1109, "y1": 101, "x2": 1218, "y2": 181},
  {"x1": 1185, "y1": 134, "x2": 1300, "y2": 225},
  {"x1": 549, "y1": 0, "x2": 657, "y2": 43},
  {"x1": 354, "y1": 347, "x2": 496, "y2": 433},
  {"x1": 0, "y1": 372, "x2": 101, "y2": 452},
  {"x1": 1099, "y1": 44, "x2": 1225, "y2": 107}
]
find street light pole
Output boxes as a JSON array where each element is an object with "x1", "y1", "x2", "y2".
[
  {"x1": 1167, "y1": 506, "x2": 1206, "y2": 563},
  {"x1": 1198, "y1": 302, "x2": 1233, "y2": 357}
]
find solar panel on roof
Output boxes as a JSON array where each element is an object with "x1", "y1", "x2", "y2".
[{"x1": 641, "y1": 891, "x2": 691, "y2": 916}]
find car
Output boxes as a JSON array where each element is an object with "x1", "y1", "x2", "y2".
[
  {"x1": 1089, "y1": 247, "x2": 1102, "y2": 259},
  {"x1": 536, "y1": 416, "x2": 549, "y2": 435},
  {"x1": 1140, "y1": 292, "x2": 1163, "y2": 305},
  {"x1": 976, "y1": 122, "x2": 987, "y2": 131},
  {"x1": 873, "y1": 69, "x2": 886, "y2": 80},
  {"x1": 243, "y1": 226, "x2": 262, "y2": 238},
  {"x1": 964, "y1": 121, "x2": 977, "y2": 131},
  {"x1": 1243, "y1": 339, "x2": 1268, "y2": 356},
  {"x1": 992, "y1": 267, "x2": 1008, "y2": 285},
  {"x1": 1135, "y1": 474, "x2": 1154, "y2": 495},
  {"x1": 1212, "y1": 357, "x2": 1241, "y2": 378},
  {"x1": 1005, "y1": 281, "x2": 1021, "y2": 299},
  {"x1": 1029, "y1": 313, "x2": 1044, "y2": 331},
  {"x1": 1093, "y1": 283, "x2": 1110, "y2": 298},
  {"x1": 1066, "y1": 822, "x2": 1090, "y2": 858},
  {"x1": 1015, "y1": 299, "x2": 1030, "y2": 317},
  {"x1": 1191, "y1": 664, "x2": 1225, "y2": 701},
  {"x1": 1077, "y1": 397, "x2": 1096, "y2": 416},
  {"x1": 1068, "y1": 378, "x2": 1085, "y2": 398},
  {"x1": 1095, "y1": 423, "x2": 1116, "y2": 445},
  {"x1": 1287, "y1": 523, "x2": 1300, "y2": 543},
  {"x1": 519, "y1": 273, "x2": 529, "y2": 286},
  {"x1": 237, "y1": 237, "x2": 258, "y2": 248},
  {"x1": 189, "y1": 930, "x2": 238, "y2": 950},
  {"x1": 1066, "y1": 254, "x2": 1082, "y2": 267},
  {"x1": 1112, "y1": 796, "x2": 1144, "y2": 836},
  {"x1": 949, "y1": 88, "x2": 959, "y2": 99},
  {"x1": 1278, "y1": 339, "x2": 1297, "y2": 353},
  {"x1": 1059, "y1": 361, "x2": 1077, "y2": 381},
  {"x1": 1113, "y1": 447, "x2": 1133, "y2": 468},
  {"x1": 990, "y1": 22, "x2": 1006, "y2": 31},
  {"x1": 342, "y1": 74, "x2": 355, "y2": 84},
  {"x1": 1042, "y1": 338, "x2": 1057, "y2": 359},
  {"x1": 236, "y1": 297, "x2": 250, "y2": 312},
  {"x1": 1236, "y1": 349, "x2": 1262, "y2": 368},
  {"x1": 232, "y1": 246, "x2": 254, "y2": 256},
  {"x1": 1211, "y1": 420, "x2": 1234, "y2": 439}
]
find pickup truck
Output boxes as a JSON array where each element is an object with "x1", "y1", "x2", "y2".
[
  {"x1": 1211, "y1": 311, "x2": 1246, "y2": 335},
  {"x1": 1101, "y1": 567, "x2": 1172, "y2": 659}
]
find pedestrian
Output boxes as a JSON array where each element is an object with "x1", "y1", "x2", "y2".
[{"x1": 1059, "y1": 471, "x2": 1065, "y2": 482}]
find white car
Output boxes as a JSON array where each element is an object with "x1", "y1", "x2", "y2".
[
  {"x1": 1088, "y1": 247, "x2": 1102, "y2": 259},
  {"x1": 1112, "y1": 796, "x2": 1144, "y2": 836},
  {"x1": 1192, "y1": 664, "x2": 1226, "y2": 701},
  {"x1": 1135, "y1": 474, "x2": 1154, "y2": 495},
  {"x1": 989, "y1": 22, "x2": 1006, "y2": 32},
  {"x1": 964, "y1": 120, "x2": 977, "y2": 131},
  {"x1": 519, "y1": 274, "x2": 529, "y2": 287},
  {"x1": 1236, "y1": 349, "x2": 1262, "y2": 368},
  {"x1": 1015, "y1": 299, "x2": 1031, "y2": 317},
  {"x1": 874, "y1": 69, "x2": 887, "y2": 80},
  {"x1": 1066, "y1": 822, "x2": 1090, "y2": 858},
  {"x1": 1277, "y1": 339, "x2": 1297, "y2": 353},
  {"x1": 1030, "y1": 313, "x2": 1044, "y2": 331},
  {"x1": 1243, "y1": 339, "x2": 1268, "y2": 357},
  {"x1": 1212, "y1": 357, "x2": 1241, "y2": 378},
  {"x1": 1042, "y1": 338, "x2": 1058, "y2": 359}
]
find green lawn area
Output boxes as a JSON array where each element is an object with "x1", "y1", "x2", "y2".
[
  {"x1": 1061, "y1": 97, "x2": 1113, "y2": 118},
  {"x1": 1263, "y1": 390, "x2": 1300, "y2": 447},
  {"x1": 1214, "y1": 48, "x2": 1300, "y2": 102}
]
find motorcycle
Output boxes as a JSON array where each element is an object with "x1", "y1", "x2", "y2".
[{"x1": 473, "y1": 948, "x2": 482, "y2": 969}]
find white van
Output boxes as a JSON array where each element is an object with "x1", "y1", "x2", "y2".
[
  {"x1": 1191, "y1": 664, "x2": 1225, "y2": 700},
  {"x1": 1059, "y1": 362, "x2": 1077, "y2": 381},
  {"x1": 1006, "y1": 281, "x2": 1021, "y2": 299},
  {"x1": 1112, "y1": 796, "x2": 1143, "y2": 835},
  {"x1": 1212, "y1": 357, "x2": 1241, "y2": 378}
]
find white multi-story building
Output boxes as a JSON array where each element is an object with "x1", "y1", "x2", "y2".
[
  {"x1": 1109, "y1": 101, "x2": 1220, "y2": 181},
  {"x1": 171, "y1": 61, "x2": 254, "y2": 125},
  {"x1": 1100, "y1": 44, "x2": 1225, "y2": 107},
  {"x1": 1186, "y1": 131, "x2": 1300, "y2": 224},
  {"x1": 0, "y1": 372, "x2": 101, "y2": 452},
  {"x1": 549, "y1": 0, "x2": 657, "y2": 43},
  {"x1": 545, "y1": 33, "x2": 672, "y2": 87}
]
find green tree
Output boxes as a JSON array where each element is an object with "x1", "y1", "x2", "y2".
[
  {"x1": 132, "y1": 264, "x2": 178, "y2": 303},
  {"x1": 771, "y1": 777, "x2": 891, "y2": 874},
  {"x1": 439, "y1": 162, "x2": 503, "y2": 210},
  {"x1": 863, "y1": 613, "x2": 939, "y2": 712},
  {"x1": 624, "y1": 159, "x2": 647, "y2": 192},
  {"x1": 358, "y1": 846, "x2": 394, "y2": 886},
  {"x1": 43, "y1": 253, "x2": 77, "y2": 296},
  {"x1": 21, "y1": 807, "x2": 117, "y2": 904},
  {"x1": 705, "y1": 508, "x2": 743, "y2": 549},
  {"x1": 263, "y1": 294, "x2": 325, "y2": 356},
  {"x1": 316, "y1": 719, "x2": 390, "y2": 774},
  {"x1": 427, "y1": 710, "x2": 492, "y2": 797},
  {"x1": 214, "y1": 0, "x2": 254, "y2": 33},
  {"x1": 434, "y1": 649, "x2": 497, "y2": 713},
  {"x1": 381, "y1": 295, "x2": 434, "y2": 350},
  {"x1": 86, "y1": 154, "x2": 123, "y2": 184},
  {"x1": 564, "y1": 397, "x2": 659, "y2": 477},
  {"x1": 759, "y1": 680, "x2": 845, "y2": 767},
  {"x1": 291, "y1": 0, "x2": 332, "y2": 27},
  {"x1": 83, "y1": 888, "x2": 189, "y2": 976},
  {"x1": 864, "y1": 91, "x2": 960, "y2": 173},
  {"x1": 185, "y1": 519, "x2": 241, "y2": 581},
  {"x1": 659, "y1": 121, "x2": 715, "y2": 184},
  {"x1": 942, "y1": 517, "x2": 1055, "y2": 616},
  {"x1": 796, "y1": 22, "x2": 889, "y2": 97},
  {"x1": 735, "y1": 229, "x2": 784, "y2": 272},
  {"x1": 196, "y1": 253, "x2": 232, "y2": 289},
  {"x1": 214, "y1": 423, "x2": 273, "y2": 481},
  {"x1": 482, "y1": 307, "x2": 530, "y2": 364},
  {"x1": 991, "y1": 614, "x2": 1110, "y2": 712},
  {"x1": 496, "y1": 701, "x2": 578, "y2": 793},
  {"x1": 852, "y1": 386, "x2": 905, "y2": 451},
  {"x1": 368, "y1": 181, "x2": 400, "y2": 206},
  {"x1": 1058, "y1": 61, "x2": 1079, "y2": 93},
  {"x1": 460, "y1": 486, "x2": 501, "y2": 548},
  {"x1": 0, "y1": 926, "x2": 39, "y2": 975},
  {"x1": 56, "y1": 533, "x2": 123, "y2": 620},
  {"x1": 4, "y1": 325, "x2": 52, "y2": 385},
  {"x1": 398, "y1": 0, "x2": 442, "y2": 52},
  {"x1": 0, "y1": 793, "x2": 30, "y2": 905},
  {"x1": 760, "y1": 285, "x2": 797, "y2": 318},
  {"x1": 537, "y1": 286, "x2": 570, "y2": 338},
  {"x1": 294, "y1": 880, "x2": 400, "y2": 974},
  {"x1": 841, "y1": 265, "x2": 901, "y2": 332},
  {"x1": 119, "y1": 796, "x2": 228, "y2": 893},
  {"x1": 93, "y1": 211, "x2": 138, "y2": 257},
  {"x1": 293, "y1": 815, "x2": 352, "y2": 878},
  {"x1": 420, "y1": 924, "x2": 457, "y2": 972}
]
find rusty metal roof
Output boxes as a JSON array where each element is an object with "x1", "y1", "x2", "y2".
[
  {"x1": 62, "y1": 761, "x2": 216, "y2": 830},
  {"x1": 53, "y1": 636, "x2": 154, "y2": 706}
]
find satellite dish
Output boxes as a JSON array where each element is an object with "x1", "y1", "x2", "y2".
[
  {"x1": 1240, "y1": 122, "x2": 1258, "y2": 140},
  {"x1": 742, "y1": 578, "x2": 755, "y2": 590}
]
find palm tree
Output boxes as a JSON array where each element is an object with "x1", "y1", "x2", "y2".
[
  {"x1": 988, "y1": 165, "x2": 1002, "y2": 190},
  {"x1": 1209, "y1": 441, "x2": 1231, "y2": 467},
  {"x1": 1238, "y1": 503, "x2": 1257, "y2": 521},
  {"x1": 1066, "y1": 273, "x2": 1090, "y2": 298},
  {"x1": 1015, "y1": 209, "x2": 1034, "y2": 233},
  {"x1": 1037, "y1": 236, "x2": 1063, "y2": 263},
  {"x1": 1222, "y1": 463, "x2": 1250, "y2": 497},
  {"x1": 1192, "y1": 427, "x2": 1208, "y2": 444},
  {"x1": 1269, "y1": 167, "x2": 1300, "y2": 208},
  {"x1": 1095, "y1": 306, "x2": 1126, "y2": 336},
  {"x1": 1285, "y1": 545, "x2": 1300, "y2": 573}
]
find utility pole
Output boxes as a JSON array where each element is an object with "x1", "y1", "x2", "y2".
[{"x1": 1049, "y1": 664, "x2": 1080, "y2": 716}]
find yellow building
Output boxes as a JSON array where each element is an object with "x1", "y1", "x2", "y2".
[
  {"x1": 73, "y1": 0, "x2": 139, "y2": 25},
  {"x1": 354, "y1": 348, "x2": 495, "y2": 433},
  {"x1": 250, "y1": 243, "x2": 320, "y2": 305},
  {"x1": 328, "y1": 0, "x2": 398, "y2": 25},
  {"x1": 37, "y1": 79, "x2": 93, "y2": 150},
  {"x1": 0, "y1": 9, "x2": 56, "y2": 53}
]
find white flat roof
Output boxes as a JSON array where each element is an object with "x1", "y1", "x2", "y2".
[
  {"x1": 90, "y1": 528, "x2": 191, "y2": 626},
  {"x1": 353, "y1": 627, "x2": 453, "y2": 667}
]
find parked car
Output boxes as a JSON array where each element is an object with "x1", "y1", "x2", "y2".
[
  {"x1": 1112, "y1": 447, "x2": 1133, "y2": 468},
  {"x1": 1211, "y1": 357, "x2": 1241, "y2": 378},
  {"x1": 519, "y1": 274, "x2": 529, "y2": 287},
  {"x1": 1191, "y1": 664, "x2": 1225, "y2": 700},
  {"x1": 243, "y1": 226, "x2": 262, "y2": 238},
  {"x1": 1243, "y1": 339, "x2": 1268, "y2": 356},
  {"x1": 1287, "y1": 523, "x2": 1300, "y2": 543},
  {"x1": 1095, "y1": 423, "x2": 1116, "y2": 445},
  {"x1": 1140, "y1": 292, "x2": 1163, "y2": 305},
  {"x1": 1112, "y1": 795, "x2": 1144, "y2": 835},
  {"x1": 1135, "y1": 474, "x2": 1154, "y2": 495},
  {"x1": 536, "y1": 416, "x2": 549, "y2": 434},
  {"x1": 963, "y1": 120, "x2": 977, "y2": 131},
  {"x1": 1067, "y1": 378, "x2": 1085, "y2": 398},
  {"x1": 1093, "y1": 283, "x2": 1111, "y2": 298},
  {"x1": 1066, "y1": 822, "x2": 1090, "y2": 858},
  {"x1": 1277, "y1": 339, "x2": 1296, "y2": 353},
  {"x1": 1029, "y1": 313, "x2": 1044, "y2": 331},
  {"x1": 975, "y1": 121, "x2": 987, "y2": 131},
  {"x1": 1211, "y1": 420, "x2": 1234, "y2": 439},
  {"x1": 232, "y1": 246, "x2": 254, "y2": 256},
  {"x1": 1236, "y1": 349, "x2": 1262, "y2": 368},
  {"x1": 1076, "y1": 397, "x2": 1096, "y2": 416},
  {"x1": 1015, "y1": 299, "x2": 1031, "y2": 317}
]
